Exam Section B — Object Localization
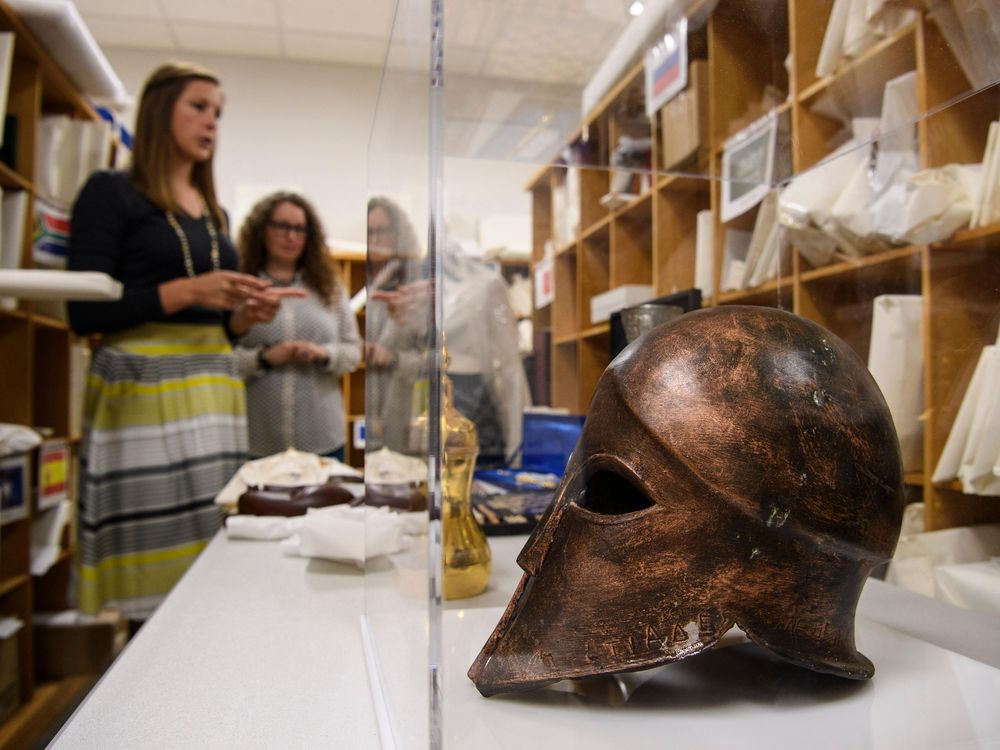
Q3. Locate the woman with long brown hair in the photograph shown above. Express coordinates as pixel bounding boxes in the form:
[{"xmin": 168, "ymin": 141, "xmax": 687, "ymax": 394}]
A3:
[
  {"xmin": 234, "ymin": 191, "xmax": 361, "ymax": 459},
  {"xmin": 67, "ymin": 61, "xmax": 298, "ymax": 621}
]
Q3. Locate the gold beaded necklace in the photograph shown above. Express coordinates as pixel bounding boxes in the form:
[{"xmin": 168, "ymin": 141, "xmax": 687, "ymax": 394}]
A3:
[{"xmin": 166, "ymin": 200, "xmax": 220, "ymax": 277}]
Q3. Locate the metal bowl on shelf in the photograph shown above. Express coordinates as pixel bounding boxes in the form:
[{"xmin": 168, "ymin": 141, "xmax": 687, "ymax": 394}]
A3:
[{"xmin": 620, "ymin": 303, "xmax": 684, "ymax": 344}]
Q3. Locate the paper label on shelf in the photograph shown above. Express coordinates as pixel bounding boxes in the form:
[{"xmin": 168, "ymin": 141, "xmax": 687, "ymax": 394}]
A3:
[
  {"xmin": 644, "ymin": 17, "xmax": 688, "ymax": 118},
  {"xmin": 534, "ymin": 256, "xmax": 553, "ymax": 309},
  {"xmin": 38, "ymin": 440, "xmax": 68, "ymax": 509}
]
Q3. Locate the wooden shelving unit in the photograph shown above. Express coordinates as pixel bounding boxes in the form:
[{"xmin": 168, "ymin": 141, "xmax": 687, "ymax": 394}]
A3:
[
  {"xmin": 528, "ymin": 0, "xmax": 1000, "ymax": 532},
  {"xmin": 331, "ymin": 247, "xmax": 366, "ymax": 468},
  {"xmin": 0, "ymin": 1, "xmax": 117, "ymax": 742}
]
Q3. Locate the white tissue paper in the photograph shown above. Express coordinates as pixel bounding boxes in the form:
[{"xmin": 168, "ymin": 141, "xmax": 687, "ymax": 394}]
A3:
[
  {"xmin": 225, "ymin": 515, "xmax": 296, "ymax": 541},
  {"xmin": 284, "ymin": 506, "xmax": 407, "ymax": 568},
  {"xmin": 932, "ymin": 344, "xmax": 998, "ymax": 489},
  {"xmin": 900, "ymin": 163, "xmax": 982, "ymax": 245},
  {"xmin": 0, "ymin": 424, "xmax": 42, "ymax": 457},
  {"xmin": 886, "ymin": 522, "xmax": 1000, "ymax": 616},
  {"xmin": 364, "ymin": 447, "xmax": 428, "ymax": 485},
  {"xmin": 227, "ymin": 505, "xmax": 422, "ymax": 568}
]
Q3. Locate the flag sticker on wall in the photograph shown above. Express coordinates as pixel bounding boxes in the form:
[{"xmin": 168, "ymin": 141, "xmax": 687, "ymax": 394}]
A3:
[{"xmin": 644, "ymin": 16, "xmax": 688, "ymax": 118}]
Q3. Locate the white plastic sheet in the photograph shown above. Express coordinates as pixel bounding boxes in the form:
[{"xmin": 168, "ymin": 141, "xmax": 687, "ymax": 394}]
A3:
[{"xmin": 867, "ymin": 295, "xmax": 924, "ymax": 471}]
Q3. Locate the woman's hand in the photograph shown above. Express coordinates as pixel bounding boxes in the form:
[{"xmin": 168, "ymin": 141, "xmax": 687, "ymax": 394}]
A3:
[
  {"xmin": 229, "ymin": 287, "xmax": 307, "ymax": 335},
  {"xmin": 365, "ymin": 341, "xmax": 398, "ymax": 368},
  {"xmin": 289, "ymin": 341, "xmax": 329, "ymax": 364},
  {"xmin": 371, "ymin": 280, "xmax": 430, "ymax": 325},
  {"xmin": 260, "ymin": 341, "xmax": 329, "ymax": 367},
  {"xmin": 160, "ymin": 271, "xmax": 277, "ymax": 316}
]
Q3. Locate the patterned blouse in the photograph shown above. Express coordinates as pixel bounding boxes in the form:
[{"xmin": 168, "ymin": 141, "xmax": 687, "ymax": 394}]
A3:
[{"xmin": 234, "ymin": 272, "xmax": 361, "ymax": 457}]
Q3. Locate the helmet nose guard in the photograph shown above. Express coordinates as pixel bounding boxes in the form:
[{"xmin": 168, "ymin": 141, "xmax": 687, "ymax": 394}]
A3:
[{"xmin": 468, "ymin": 306, "xmax": 904, "ymax": 696}]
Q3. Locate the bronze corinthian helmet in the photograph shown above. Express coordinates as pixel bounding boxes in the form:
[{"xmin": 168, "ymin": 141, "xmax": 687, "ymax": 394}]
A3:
[{"xmin": 469, "ymin": 306, "xmax": 904, "ymax": 696}]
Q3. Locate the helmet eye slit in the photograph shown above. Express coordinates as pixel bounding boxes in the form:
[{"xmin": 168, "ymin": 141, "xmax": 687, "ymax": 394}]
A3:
[{"xmin": 576, "ymin": 469, "xmax": 653, "ymax": 515}]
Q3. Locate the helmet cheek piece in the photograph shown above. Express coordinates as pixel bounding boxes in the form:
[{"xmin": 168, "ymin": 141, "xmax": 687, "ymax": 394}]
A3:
[{"xmin": 469, "ymin": 307, "xmax": 903, "ymax": 697}]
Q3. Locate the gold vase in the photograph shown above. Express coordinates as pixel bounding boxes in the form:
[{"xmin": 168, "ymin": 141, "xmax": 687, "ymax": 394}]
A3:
[{"xmin": 439, "ymin": 348, "xmax": 491, "ymax": 600}]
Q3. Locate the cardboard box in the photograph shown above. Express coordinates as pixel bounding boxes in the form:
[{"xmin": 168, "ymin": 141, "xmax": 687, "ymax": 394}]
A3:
[
  {"xmin": 590, "ymin": 285, "xmax": 654, "ymax": 324},
  {"xmin": 34, "ymin": 611, "xmax": 124, "ymax": 679},
  {"xmin": 659, "ymin": 60, "xmax": 708, "ymax": 171}
]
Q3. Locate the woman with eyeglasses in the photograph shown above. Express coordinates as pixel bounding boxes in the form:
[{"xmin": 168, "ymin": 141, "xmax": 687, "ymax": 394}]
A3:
[
  {"xmin": 67, "ymin": 62, "xmax": 301, "ymax": 621},
  {"xmin": 234, "ymin": 191, "xmax": 361, "ymax": 460}
]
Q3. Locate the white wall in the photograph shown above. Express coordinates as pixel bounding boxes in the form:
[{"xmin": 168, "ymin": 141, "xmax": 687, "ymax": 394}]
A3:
[{"xmin": 102, "ymin": 47, "xmax": 532, "ymax": 250}]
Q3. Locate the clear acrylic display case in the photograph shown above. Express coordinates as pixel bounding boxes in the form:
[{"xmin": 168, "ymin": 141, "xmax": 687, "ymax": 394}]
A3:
[{"xmin": 362, "ymin": 1, "xmax": 1000, "ymax": 747}]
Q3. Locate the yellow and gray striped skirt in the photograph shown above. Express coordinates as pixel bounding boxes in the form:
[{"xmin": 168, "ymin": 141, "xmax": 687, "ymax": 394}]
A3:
[{"xmin": 78, "ymin": 323, "xmax": 247, "ymax": 619}]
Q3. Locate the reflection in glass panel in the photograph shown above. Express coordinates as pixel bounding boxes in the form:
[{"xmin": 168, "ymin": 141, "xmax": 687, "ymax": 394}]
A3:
[{"xmin": 366, "ymin": 0, "xmax": 1000, "ymax": 747}]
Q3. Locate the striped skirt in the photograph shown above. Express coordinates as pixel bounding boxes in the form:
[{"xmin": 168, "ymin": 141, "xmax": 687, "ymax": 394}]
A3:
[{"xmin": 78, "ymin": 323, "xmax": 247, "ymax": 619}]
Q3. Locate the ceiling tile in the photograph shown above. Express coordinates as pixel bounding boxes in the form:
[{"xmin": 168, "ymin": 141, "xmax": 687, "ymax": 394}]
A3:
[
  {"xmin": 279, "ymin": 0, "xmax": 395, "ymax": 35},
  {"xmin": 444, "ymin": 44, "xmax": 489, "ymax": 77},
  {"xmin": 171, "ymin": 23, "xmax": 282, "ymax": 58},
  {"xmin": 281, "ymin": 31, "xmax": 386, "ymax": 66},
  {"xmin": 72, "ymin": 0, "xmax": 162, "ymax": 18},
  {"xmin": 85, "ymin": 17, "xmax": 176, "ymax": 50},
  {"xmin": 162, "ymin": 0, "xmax": 279, "ymax": 29}
]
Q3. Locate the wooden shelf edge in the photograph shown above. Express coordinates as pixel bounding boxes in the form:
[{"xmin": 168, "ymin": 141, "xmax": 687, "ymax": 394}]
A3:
[
  {"xmin": 655, "ymin": 172, "xmax": 712, "ymax": 193},
  {"xmin": 579, "ymin": 323, "xmax": 610, "ymax": 339},
  {"xmin": 554, "ymin": 239, "xmax": 576, "ymax": 256},
  {"xmin": 903, "ymin": 472, "xmax": 924, "ymax": 487},
  {"xmin": 579, "ymin": 214, "xmax": 612, "ymax": 242},
  {"xmin": 612, "ymin": 190, "xmax": 653, "ymax": 218},
  {"xmin": 0, "ymin": 307, "xmax": 31, "ymax": 323},
  {"xmin": 0, "ymin": 574, "xmax": 30, "ymax": 598},
  {"xmin": 29, "ymin": 314, "xmax": 69, "ymax": 332},
  {"xmin": 0, "ymin": 162, "xmax": 34, "ymax": 193},
  {"xmin": 553, "ymin": 332, "xmax": 578, "ymax": 346},
  {"xmin": 524, "ymin": 164, "xmax": 555, "ymax": 192},
  {"xmin": 931, "ymin": 479, "xmax": 969, "ymax": 493},
  {"xmin": 0, "ymin": 674, "xmax": 97, "ymax": 750},
  {"xmin": 799, "ymin": 245, "xmax": 921, "ymax": 282},
  {"xmin": 934, "ymin": 221, "xmax": 1000, "ymax": 248},
  {"xmin": 717, "ymin": 276, "xmax": 793, "ymax": 303}
]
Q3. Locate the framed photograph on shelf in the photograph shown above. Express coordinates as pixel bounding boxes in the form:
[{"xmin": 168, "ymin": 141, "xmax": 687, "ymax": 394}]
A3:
[{"xmin": 721, "ymin": 112, "xmax": 778, "ymax": 222}]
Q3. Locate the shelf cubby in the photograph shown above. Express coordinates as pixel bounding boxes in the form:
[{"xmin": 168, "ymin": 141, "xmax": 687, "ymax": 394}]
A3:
[
  {"xmin": 552, "ymin": 247, "xmax": 579, "ymax": 339},
  {"xmin": 612, "ymin": 195, "xmax": 652, "ymax": 287}
]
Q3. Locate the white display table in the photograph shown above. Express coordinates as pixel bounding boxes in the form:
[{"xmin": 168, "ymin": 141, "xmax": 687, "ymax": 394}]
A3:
[{"xmin": 49, "ymin": 530, "xmax": 1000, "ymax": 749}]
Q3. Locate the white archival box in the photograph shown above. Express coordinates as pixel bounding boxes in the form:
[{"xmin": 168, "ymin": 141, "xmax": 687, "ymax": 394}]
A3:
[{"xmin": 590, "ymin": 285, "xmax": 654, "ymax": 325}]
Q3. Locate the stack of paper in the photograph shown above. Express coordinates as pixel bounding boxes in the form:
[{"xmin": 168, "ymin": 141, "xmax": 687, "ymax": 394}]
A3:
[
  {"xmin": 970, "ymin": 120, "xmax": 1000, "ymax": 229},
  {"xmin": 931, "ymin": 324, "xmax": 1000, "ymax": 495},
  {"xmin": 816, "ymin": 0, "xmax": 917, "ymax": 78},
  {"xmin": 694, "ymin": 209, "xmax": 714, "ymax": 300},
  {"xmin": 739, "ymin": 190, "xmax": 782, "ymax": 290},
  {"xmin": 867, "ymin": 295, "xmax": 924, "ymax": 471},
  {"xmin": 720, "ymin": 228, "xmax": 752, "ymax": 293}
]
